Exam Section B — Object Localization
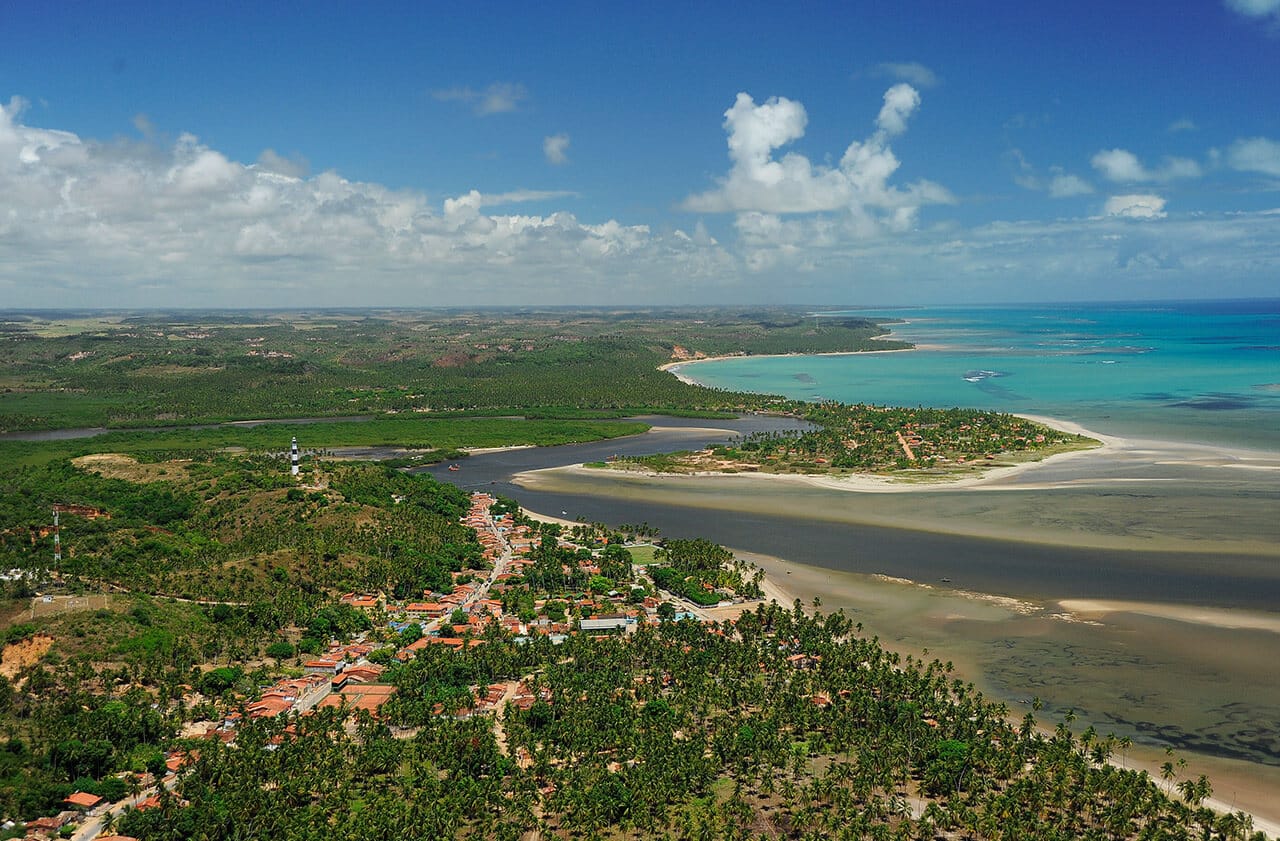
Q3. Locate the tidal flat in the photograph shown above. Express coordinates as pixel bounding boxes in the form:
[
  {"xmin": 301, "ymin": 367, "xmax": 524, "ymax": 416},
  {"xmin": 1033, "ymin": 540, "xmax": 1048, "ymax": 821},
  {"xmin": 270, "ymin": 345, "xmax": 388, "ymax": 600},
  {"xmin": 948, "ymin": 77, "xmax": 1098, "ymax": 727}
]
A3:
[
  {"xmin": 736, "ymin": 550, "xmax": 1280, "ymax": 832},
  {"xmin": 511, "ymin": 432, "xmax": 1280, "ymax": 823}
]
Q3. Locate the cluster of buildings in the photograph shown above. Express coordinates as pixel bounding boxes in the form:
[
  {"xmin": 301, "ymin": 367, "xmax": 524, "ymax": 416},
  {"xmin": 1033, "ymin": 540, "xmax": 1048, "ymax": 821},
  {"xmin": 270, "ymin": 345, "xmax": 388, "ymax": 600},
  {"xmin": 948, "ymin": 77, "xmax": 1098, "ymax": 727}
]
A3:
[
  {"xmin": 13, "ymin": 491, "xmax": 764, "ymax": 841},
  {"xmin": 208, "ymin": 494, "xmax": 715, "ymax": 743},
  {"xmin": 192, "ymin": 639, "xmax": 394, "ymax": 745},
  {"xmin": 13, "ymin": 752, "xmax": 199, "ymax": 840}
]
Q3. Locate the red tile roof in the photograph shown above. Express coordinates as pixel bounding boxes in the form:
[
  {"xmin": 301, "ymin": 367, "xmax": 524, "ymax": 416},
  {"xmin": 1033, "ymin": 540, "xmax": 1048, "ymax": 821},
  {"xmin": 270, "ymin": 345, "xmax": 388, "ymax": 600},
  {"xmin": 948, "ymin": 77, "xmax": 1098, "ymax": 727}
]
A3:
[{"xmin": 65, "ymin": 791, "xmax": 103, "ymax": 808}]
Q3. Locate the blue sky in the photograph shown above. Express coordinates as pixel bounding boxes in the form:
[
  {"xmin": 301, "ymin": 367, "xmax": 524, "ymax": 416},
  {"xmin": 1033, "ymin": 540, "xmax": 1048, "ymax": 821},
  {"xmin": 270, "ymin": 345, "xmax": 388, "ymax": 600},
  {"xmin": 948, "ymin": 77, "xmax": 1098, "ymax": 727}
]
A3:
[{"xmin": 3, "ymin": 0, "xmax": 1280, "ymax": 307}]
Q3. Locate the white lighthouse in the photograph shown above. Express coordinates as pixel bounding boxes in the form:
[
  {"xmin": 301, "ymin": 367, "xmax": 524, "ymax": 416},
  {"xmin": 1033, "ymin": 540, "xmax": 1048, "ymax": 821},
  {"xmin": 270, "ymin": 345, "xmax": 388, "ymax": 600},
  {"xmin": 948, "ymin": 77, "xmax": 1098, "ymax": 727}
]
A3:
[{"xmin": 290, "ymin": 437, "xmax": 300, "ymax": 477}]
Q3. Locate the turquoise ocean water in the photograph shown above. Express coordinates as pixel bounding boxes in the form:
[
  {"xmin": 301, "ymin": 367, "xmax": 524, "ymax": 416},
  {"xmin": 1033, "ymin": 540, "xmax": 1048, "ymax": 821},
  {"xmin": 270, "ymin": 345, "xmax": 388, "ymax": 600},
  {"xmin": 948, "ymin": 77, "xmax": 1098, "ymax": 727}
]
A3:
[{"xmin": 679, "ymin": 299, "xmax": 1280, "ymax": 452}]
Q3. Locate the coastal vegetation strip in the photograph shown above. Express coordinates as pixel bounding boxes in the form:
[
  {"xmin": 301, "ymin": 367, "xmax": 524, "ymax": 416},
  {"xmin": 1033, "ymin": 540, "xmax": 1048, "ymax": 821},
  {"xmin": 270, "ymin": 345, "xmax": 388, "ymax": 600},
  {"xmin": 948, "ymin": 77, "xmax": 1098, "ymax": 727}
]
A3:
[
  {"xmin": 605, "ymin": 402, "xmax": 1099, "ymax": 480},
  {"xmin": 0, "ymin": 416, "xmax": 652, "ymax": 468}
]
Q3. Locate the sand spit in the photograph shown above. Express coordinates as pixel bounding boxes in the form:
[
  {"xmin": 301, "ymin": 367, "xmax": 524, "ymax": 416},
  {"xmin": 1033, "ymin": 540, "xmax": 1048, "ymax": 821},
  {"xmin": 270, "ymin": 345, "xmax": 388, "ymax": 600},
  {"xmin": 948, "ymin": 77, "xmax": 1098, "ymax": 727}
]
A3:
[
  {"xmin": 1059, "ymin": 600, "xmax": 1280, "ymax": 634},
  {"xmin": 566, "ymin": 409, "xmax": 1280, "ymax": 497},
  {"xmin": 460, "ymin": 444, "xmax": 537, "ymax": 455}
]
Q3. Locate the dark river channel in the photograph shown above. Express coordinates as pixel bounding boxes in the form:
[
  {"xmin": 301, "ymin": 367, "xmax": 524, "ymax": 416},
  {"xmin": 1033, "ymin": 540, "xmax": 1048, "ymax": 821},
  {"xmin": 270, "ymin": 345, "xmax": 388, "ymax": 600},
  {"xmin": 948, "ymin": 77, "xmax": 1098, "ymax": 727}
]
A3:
[{"xmin": 414, "ymin": 416, "xmax": 1280, "ymax": 612}]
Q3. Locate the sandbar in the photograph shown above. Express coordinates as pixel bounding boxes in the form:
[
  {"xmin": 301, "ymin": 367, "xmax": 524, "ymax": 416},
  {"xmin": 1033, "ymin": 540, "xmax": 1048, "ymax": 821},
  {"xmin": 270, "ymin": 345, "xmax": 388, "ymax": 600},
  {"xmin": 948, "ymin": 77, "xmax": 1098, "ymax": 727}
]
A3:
[
  {"xmin": 730, "ymin": 549, "xmax": 1280, "ymax": 833},
  {"xmin": 1058, "ymin": 599, "xmax": 1280, "ymax": 634},
  {"xmin": 572, "ymin": 413, "xmax": 1123, "ymax": 491}
]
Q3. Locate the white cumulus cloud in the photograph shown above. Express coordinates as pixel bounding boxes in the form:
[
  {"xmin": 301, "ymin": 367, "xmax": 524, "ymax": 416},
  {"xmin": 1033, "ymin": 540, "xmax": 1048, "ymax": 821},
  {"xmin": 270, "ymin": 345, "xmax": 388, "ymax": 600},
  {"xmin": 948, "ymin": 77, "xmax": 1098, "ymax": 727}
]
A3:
[
  {"xmin": 876, "ymin": 84, "xmax": 921, "ymax": 136},
  {"xmin": 543, "ymin": 133, "xmax": 570, "ymax": 165},
  {"xmin": 1104, "ymin": 194, "xmax": 1167, "ymax": 219},
  {"xmin": 1048, "ymin": 173, "xmax": 1094, "ymax": 197},
  {"xmin": 683, "ymin": 85, "xmax": 952, "ymax": 232},
  {"xmin": 1091, "ymin": 148, "xmax": 1202, "ymax": 183},
  {"xmin": 6, "ymin": 94, "xmax": 1280, "ymax": 306},
  {"xmin": 0, "ymin": 97, "xmax": 733, "ymax": 306},
  {"xmin": 1226, "ymin": 136, "xmax": 1280, "ymax": 176},
  {"xmin": 1010, "ymin": 150, "xmax": 1093, "ymax": 198},
  {"xmin": 256, "ymin": 148, "xmax": 308, "ymax": 178}
]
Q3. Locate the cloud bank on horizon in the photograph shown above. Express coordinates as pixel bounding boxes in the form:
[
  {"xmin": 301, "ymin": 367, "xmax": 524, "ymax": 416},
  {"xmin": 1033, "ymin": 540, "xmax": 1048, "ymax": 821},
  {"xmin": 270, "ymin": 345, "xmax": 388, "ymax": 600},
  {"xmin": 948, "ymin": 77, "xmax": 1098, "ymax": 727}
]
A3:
[{"xmin": 2, "ymin": 72, "xmax": 1280, "ymax": 308}]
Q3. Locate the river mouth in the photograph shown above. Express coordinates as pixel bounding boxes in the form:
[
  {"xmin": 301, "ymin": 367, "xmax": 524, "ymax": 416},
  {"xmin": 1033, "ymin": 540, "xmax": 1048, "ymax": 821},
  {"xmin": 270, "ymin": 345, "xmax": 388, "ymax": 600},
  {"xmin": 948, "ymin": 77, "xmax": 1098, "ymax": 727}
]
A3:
[{"xmin": 417, "ymin": 415, "xmax": 1280, "ymax": 784}]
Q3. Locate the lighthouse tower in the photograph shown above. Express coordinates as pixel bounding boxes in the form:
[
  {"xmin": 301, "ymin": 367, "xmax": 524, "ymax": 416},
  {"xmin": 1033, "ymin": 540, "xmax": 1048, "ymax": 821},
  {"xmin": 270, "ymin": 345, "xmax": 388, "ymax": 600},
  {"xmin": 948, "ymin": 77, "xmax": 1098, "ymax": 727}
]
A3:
[
  {"xmin": 52, "ymin": 507, "xmax": 61, "ymax": 563},
  {"xmin": 290, "ymin": 437, "xmax": 300, "ymax": 477}
]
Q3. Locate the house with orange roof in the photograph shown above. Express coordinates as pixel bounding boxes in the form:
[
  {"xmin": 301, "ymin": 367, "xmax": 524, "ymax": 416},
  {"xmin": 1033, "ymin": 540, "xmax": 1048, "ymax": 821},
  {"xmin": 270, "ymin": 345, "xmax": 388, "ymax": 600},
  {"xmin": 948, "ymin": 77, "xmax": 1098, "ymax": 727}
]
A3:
[
  {"xmin": 64, "ymin": 791, "xmax": 103, "ymax": 811},
  {"xmin": 302, "ymin": 658, "xmax": 343, "ymax": 675},
  {"xmin": 245, "ymin": 673, "xmax": 332, "ymax": 719},
  {"xmin": 318, "ymin": 683, "xmax": 397, "ymax": 716},
  {"xmin": 339, "ymin": 593, "xmax": 382, "ymax": 611},
  {"xmin": 342, "ymin": 665, "xmax": 384, "ymax": 683},
  {"xmin": 403, "ymin": 602, "xmax": 446, "ymax": 619},
  {"xmin": 164, "ymin": 750, "xmax": 198, "ymax": 774},
  {"xmin": 396, "ymin": 637, "xmax": 432, "ymax": 661}
]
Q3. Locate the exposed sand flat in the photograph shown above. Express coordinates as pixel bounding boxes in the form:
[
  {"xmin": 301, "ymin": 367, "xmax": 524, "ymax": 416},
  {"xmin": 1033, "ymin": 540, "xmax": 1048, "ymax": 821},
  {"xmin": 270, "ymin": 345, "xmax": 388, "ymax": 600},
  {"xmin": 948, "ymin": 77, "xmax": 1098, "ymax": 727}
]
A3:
[
  {"xmin": 518, "ymin": 508, "xmax": 579, "ymax": 529},
  {"xmin": 461, "ymin": 444, "xmax": 537, "ymax": 455},
  {"xmin": 1017, "ymin": 413, "xmax": 1280, "ymax": 468},
  {"xmin": 727, "ymin": 552, "xmax": 1280, "ymax": 833},
  {"xmin": 518, "ymin": 460, "xmax": 1280, "ymax": 556},
  {"xmin": 643, "ymin": 425, "xmax": 740, "ymax": 437},
  {"xmin": 1059, "ymin": 600, "xmax": 1280, "ymax": 634}
]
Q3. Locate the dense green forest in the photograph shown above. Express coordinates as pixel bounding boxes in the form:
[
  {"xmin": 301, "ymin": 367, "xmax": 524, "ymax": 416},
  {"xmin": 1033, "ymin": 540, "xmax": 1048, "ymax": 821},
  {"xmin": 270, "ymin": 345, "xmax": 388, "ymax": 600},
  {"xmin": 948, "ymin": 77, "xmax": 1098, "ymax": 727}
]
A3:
[{"xmin": 0, "ymin": 308, "xmax": 900, "ymax": 431}]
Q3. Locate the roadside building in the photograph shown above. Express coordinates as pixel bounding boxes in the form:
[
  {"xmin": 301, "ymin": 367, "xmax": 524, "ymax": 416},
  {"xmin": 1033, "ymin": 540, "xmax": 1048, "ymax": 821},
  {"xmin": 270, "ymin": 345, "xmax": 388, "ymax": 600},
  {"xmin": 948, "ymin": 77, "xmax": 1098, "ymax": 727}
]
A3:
[
  {"xmin": 63, "ymin": 791, "xmax": 103, "ymax": 812},
  {"xmin": 579, "ymin": 614, "xmax": 629, "ymax": 634}
]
